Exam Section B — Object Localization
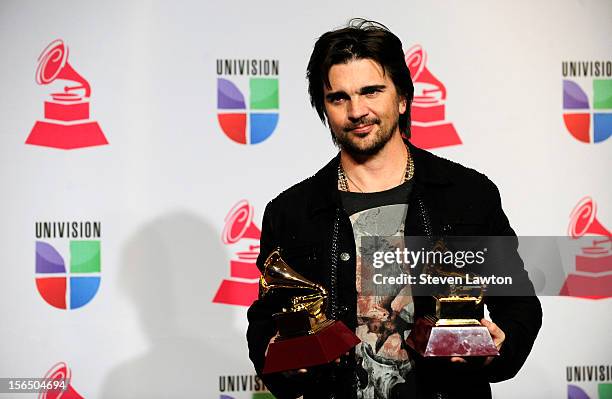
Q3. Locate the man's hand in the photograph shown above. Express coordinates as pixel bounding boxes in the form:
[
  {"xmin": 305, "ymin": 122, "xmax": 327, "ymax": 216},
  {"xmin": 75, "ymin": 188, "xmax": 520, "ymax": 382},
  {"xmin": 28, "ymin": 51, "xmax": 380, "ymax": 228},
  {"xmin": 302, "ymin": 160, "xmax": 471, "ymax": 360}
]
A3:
[
  {"xmin": 450, "ymin": 318, "xmax": 505, "ymax": 365},
  {"xmin": 481, "ymin": 318, "xmax": 505, "ymax": 365}
]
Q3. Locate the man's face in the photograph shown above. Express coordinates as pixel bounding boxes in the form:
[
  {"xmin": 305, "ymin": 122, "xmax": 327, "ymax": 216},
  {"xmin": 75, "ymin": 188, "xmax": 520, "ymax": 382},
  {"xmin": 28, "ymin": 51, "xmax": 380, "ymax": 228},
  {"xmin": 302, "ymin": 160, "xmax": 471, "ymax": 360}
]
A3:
[{"xmin": 323, "ymin": 58, "xmax": 406, "ymax": 156}]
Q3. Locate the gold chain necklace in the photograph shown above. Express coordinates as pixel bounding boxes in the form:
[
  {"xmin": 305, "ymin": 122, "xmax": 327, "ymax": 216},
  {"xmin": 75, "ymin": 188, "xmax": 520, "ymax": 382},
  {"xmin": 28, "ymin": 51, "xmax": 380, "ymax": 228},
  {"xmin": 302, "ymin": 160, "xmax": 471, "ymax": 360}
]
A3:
[{"xmin": 338, "ymin": 145, "xmax": 414, "ymax": 192}]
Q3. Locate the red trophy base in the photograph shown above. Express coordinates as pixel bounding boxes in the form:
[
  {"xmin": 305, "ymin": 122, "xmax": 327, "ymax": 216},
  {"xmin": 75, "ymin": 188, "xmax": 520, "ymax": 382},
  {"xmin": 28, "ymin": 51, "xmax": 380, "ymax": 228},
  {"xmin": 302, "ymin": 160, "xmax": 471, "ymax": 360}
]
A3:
[
  {"xmin": 410, "ymin": 123, "xmax": 461, "ymax": 150},
  {"xmin": 407, "ymin": 317, "xmax": 499, "ymax": 357},
  {"xmin": 26, "ymin": 121, "xmax": 108, "ymax": 149},
  {"xmin": 263, "ymin": 321, "xmax": 360, "ymax": 374}
]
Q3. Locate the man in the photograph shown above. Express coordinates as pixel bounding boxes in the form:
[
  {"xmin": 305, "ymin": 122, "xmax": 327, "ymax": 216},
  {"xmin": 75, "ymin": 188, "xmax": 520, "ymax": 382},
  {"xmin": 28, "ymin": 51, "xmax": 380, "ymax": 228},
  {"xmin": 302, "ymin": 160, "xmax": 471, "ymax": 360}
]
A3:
[{"xmin": 247, "ymin": 19, "xmax": 542, "ymax": 399}]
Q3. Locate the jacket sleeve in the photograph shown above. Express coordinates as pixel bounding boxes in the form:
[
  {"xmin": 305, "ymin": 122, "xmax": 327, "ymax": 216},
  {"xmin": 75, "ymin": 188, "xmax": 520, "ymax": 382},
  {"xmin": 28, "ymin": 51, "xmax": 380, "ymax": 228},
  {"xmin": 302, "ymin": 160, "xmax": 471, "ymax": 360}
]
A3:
[
  {"xmin": 481, "ymin": 180, "xmax": 543, "ymax": 382},
  {"xmin": 246, "ymin": 200, "xmax": 306, "ymax": 398}
]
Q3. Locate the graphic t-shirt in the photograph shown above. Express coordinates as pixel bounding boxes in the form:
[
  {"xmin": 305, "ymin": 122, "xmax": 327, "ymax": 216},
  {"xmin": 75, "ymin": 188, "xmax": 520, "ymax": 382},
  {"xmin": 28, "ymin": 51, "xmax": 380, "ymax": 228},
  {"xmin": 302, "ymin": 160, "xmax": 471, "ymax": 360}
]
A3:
[{"xmin": 340, "ymin": 180, "xmax": 415, "ymax": 399}]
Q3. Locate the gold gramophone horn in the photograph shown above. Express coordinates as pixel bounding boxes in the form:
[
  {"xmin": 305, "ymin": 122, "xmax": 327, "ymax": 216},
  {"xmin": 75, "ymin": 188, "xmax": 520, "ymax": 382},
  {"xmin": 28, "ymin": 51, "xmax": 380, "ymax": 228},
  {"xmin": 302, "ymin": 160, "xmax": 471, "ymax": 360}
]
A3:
[
  {"xmin": 259, "ymin": 248, "xmax": 327, "ymax": 298},
  {"xmin": 259, "ymin": 249, "xmax": 332, "ymax": 334}
]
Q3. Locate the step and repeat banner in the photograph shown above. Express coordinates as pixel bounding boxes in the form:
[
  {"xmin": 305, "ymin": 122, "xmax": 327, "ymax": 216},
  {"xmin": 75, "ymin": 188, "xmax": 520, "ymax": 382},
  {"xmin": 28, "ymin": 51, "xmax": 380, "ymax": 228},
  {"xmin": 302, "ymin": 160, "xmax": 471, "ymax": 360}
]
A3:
[{"xmin": 0, "ymin": 1, "xmax": 610, "ymax": 398}]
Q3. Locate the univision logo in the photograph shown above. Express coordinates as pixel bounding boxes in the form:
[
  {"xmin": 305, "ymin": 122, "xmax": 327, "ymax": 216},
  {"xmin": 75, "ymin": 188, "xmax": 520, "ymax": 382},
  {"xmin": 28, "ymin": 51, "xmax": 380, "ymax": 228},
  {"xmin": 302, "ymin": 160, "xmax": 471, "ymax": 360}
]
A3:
[
  {"xmin": 566, "ymin": 364, "xmax": 612, "ymax": 399},
  {"xmin": 568, "ymin": 384, "xmax": 612, "ymax": 399},
  {"xmin": 216, "ymin": 59, "xmax": 279, "ymax": 145},
  {"xmin": 35, "ymin": 222, "xmax": 101, "ymax": 310},
  {"xmin": 218, "ymin": 374, "xmax": 272, "ymax": 398},
  {"xmin": 562, "ymin": 60, "xmax": 612, "ymax": 143}
]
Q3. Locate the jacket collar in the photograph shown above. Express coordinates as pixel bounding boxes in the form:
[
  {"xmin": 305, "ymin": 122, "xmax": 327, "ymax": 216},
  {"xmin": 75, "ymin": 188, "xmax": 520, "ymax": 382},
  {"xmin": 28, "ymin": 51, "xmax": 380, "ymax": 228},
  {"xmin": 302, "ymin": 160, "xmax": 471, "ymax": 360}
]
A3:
[{"xmin": 308, "ymin": 139, "xmax": 451, "ymax": 216}]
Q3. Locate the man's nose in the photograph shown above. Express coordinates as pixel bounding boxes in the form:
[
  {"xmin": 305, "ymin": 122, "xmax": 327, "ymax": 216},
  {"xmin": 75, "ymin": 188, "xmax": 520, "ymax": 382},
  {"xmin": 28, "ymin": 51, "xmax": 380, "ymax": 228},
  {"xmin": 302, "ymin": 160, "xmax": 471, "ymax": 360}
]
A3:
[{"xmin": 347, "ymin": 97, "xmax": 369, "ymax": 122}]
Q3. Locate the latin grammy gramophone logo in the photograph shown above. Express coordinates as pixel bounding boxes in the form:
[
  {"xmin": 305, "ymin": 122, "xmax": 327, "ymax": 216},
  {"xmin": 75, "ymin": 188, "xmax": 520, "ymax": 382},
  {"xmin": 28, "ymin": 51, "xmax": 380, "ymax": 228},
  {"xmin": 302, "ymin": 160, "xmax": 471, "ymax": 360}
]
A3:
[
  {"xmin": 26, "ymin": 39, "xmax": 108, "ymax": 149},
  {"xmin": 213, "ymin": 200, "xmax": 261, "ymax": 307},
  {"xmin": 39, "ymin": 361, "xmax": 83, "ymax": 399},
  {"xmin": 560, "ymin": 197, "xmax": 611, "ymax": 299},
  {"xmin": 405, "ymin": 45, "xmax": 461, "ymax": 150}
]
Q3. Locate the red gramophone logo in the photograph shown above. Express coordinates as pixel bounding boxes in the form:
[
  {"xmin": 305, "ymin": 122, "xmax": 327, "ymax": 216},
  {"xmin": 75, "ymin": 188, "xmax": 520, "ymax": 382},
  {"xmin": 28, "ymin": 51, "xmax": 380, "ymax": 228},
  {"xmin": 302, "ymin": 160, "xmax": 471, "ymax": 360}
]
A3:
[
  {"xmin": 26, "ymin": 39, "xmax": 107, "ymax": 149},
  {"xmin": 405, "ymin": 45, "xmax": 461, "ymax": 149},
  {"xmin": 39, "ymin": 361, "xmax": 83, "ymax": 399},
  {"xmin": 560, "ymin": 197, "xmax": 612, "ymax": 299},
  {"xmin": 213, "ymin": 200, "xmax": 261, "ymax": 307}
]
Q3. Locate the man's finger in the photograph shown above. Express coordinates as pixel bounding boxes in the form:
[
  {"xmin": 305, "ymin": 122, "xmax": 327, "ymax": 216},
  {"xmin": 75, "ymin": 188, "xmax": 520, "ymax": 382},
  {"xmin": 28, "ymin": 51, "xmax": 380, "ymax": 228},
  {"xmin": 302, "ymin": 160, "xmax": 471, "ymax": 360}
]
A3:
[
  {"xmin": 481, "ymin": 318, "xmax": 506, "ymax": 350},
  {"xmin": 281, "ymin": 368, "xmax": 309, "ymax": 378},
  {"xmin": 480, "ymin": 319, "xmax": 494, "ymax": 334},
  {"xmin": 265, "ymin": 332, "xmax": 280, "ymax": 357},
  {"xmin": 482, "ymin": 319, "xmax": 505, "ymax": 337},
  {"xmin": 481, "ymin": 319, "xmax": 500, "ymax": 335},
  {"xmin": 450, "ymin": 356, "xmax": 467, "ymax": 363}
]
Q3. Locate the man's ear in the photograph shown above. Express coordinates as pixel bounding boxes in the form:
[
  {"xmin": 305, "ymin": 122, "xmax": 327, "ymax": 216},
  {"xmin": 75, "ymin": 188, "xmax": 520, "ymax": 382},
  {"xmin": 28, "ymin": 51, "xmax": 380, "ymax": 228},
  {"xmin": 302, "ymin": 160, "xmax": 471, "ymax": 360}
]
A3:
[{"xmin": 398, "ymin": 95, "xmax": 407, "ymax": 115}]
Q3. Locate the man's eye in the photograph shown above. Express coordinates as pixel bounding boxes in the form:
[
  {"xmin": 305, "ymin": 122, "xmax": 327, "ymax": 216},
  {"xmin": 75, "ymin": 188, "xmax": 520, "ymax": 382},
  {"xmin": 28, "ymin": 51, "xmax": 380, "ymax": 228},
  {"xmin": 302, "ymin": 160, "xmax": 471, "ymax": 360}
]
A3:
[{"xmin": 364, "ymin": 90, "xmax": 380, "ymax": 97}]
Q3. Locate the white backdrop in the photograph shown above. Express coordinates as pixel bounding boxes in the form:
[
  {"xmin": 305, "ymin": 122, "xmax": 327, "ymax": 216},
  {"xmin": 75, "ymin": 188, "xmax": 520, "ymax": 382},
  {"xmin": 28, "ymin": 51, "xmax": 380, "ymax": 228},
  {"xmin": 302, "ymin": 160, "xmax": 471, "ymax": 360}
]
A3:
[{"xmin": 0, "ymin": 1, "xmax": 610, "ymax": 398}]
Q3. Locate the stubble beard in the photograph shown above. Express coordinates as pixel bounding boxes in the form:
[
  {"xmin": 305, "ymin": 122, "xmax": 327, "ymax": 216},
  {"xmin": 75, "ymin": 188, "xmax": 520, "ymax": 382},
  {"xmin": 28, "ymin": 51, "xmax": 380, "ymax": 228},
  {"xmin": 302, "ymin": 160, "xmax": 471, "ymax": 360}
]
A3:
[{"xmin": 332, "ymin": 117, "xmax": 399, "ymax": 157}]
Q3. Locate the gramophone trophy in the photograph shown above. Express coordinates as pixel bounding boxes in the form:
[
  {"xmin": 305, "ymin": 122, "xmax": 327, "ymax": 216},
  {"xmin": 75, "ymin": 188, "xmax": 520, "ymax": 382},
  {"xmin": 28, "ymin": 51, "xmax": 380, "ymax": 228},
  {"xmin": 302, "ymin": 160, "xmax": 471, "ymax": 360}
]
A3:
[
  {"xmin": 26, "ymin": 39, "xmax": 107, "ymax": 149},
  {"xmin": 406, "ymin": 242, "xmax": 499, "ymax": 358},
  {"xmin": 260, "ymin": 249, "xmax": 360, "ymax": 374}
]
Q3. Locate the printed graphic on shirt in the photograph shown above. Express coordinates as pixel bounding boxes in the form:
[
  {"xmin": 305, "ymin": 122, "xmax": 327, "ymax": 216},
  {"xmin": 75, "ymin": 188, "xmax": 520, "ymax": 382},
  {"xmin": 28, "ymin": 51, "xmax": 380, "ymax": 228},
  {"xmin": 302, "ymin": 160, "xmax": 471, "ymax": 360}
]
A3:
[{"xmin": 348, "ymin": 203, "xmax": 415, "ymax": 399}]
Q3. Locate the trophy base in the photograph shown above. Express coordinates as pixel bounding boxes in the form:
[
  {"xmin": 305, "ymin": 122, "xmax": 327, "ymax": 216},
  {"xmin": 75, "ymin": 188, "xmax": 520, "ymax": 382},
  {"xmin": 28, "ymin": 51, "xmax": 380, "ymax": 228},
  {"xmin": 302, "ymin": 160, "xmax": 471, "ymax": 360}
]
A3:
[
  {"xmin": 263, "ymin": 320, "xmax": 360, "ymax": 374},
  {"xmin": 407, "ymin": 317, "xmax": 499, "ymax": 357},
  {"xmin": 26, "ymin": 120, "xmax": 108, "ymax": 149}
]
